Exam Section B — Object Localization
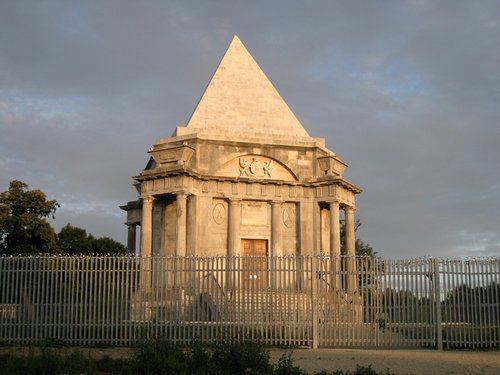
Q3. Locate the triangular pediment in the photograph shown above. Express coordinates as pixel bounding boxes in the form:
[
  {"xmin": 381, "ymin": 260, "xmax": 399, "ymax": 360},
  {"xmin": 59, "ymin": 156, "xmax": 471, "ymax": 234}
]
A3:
[{"xmin": 186, "ymin": 36, "xmax": 309, "ymax": 138}]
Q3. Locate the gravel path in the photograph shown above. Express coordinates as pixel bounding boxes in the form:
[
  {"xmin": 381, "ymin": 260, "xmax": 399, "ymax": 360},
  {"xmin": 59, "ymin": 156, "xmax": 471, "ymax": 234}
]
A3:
[{"xmin": 268, "ymin": 348, "xmax": 500, "ymax": 375}]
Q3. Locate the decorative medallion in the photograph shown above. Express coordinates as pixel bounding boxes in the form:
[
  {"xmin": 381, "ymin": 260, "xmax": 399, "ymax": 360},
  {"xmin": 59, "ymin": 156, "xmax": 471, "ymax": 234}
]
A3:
[
  {"xmin": 282, "ymin": 206, "xmax": 295, "ymax": 228},
  {"xmin": 239, "ymin": 157, "xmax": 273, "ymax": 178},
  {"xmin": 212, "ymin": 203, "xmax": 226, "ymax": 225}
]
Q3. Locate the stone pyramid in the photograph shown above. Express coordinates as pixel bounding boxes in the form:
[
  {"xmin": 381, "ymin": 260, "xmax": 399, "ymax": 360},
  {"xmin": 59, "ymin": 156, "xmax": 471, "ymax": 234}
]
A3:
[{"xmin": 185, "ymin": 36, "xmax": 310, "ymax": 138}]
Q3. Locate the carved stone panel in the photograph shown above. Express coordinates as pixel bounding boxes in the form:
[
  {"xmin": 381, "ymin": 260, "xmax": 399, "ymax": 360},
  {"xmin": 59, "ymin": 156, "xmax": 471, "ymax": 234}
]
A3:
[
  {"xmin": 212, "ymin": 202, "xmax": 226, "ymax": 225},
  {"xmin": 215, "ymin": 155, "xmax": 297, "ymax": 181},
  {"xmin": 282, "ymin": 204, "xmax": 295, "ymax": 229}
]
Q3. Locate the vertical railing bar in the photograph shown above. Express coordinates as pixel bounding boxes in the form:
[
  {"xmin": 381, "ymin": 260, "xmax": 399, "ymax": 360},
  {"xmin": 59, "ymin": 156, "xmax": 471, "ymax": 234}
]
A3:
[
  {"xmin": 60, "ymin": 257, "xmax": 66, "ymax": 344},
  {"xmin": 115, "ymin": 257, "xmax": 121, "ymax": 345},
  {"xmin": 110, "ymin": 257, "xmax": 116, "ymax": 345},
  {"xmin": 1, "ymin": 259, "xmax": 8, "ymax": 342},
  {"xmin": 486, "ymin": 260, "xmax": 492, "ymax": 347},
  {"xmin": 56, "ymin": 257, "xmax": 61, "ymax": 343},
  {"xmin": 433, "ymin": 258, "xmax": 442, "ymax": 350},
  {"xmin": 456, "ymin": 259, "xmax": 462, "ymax": 347},
  {"xmin": 470, "ymin": 260, "xmax": 477, "ymax": 348},
  {"xmin": 40, "ymin": 257, "xmax": 47, "ymax": 340},
  {"xmin": 480, "ymin": 259, "xmax": 486, "ymax": 347},
  {"xmin": 34, "ymin": 258, "xmax": 42, "ymax": 343},
  {"xmin": 45, "ymin": 257, "xmax": 53, "ymax": 340},
  {"xmin": 466, "ymin": 260, "xmax": 472, "ymax": 347},
  {"xmin": 9, "ymin": 258, "xmax": 22, "ymax": 342},
  {"xmin": 490, "ymin": 260, "xmax": 497, "ymax": 347},
  {"xmin": 71, "ymin": 257, "xmax": 81, "ymax": 342},
  {"xmin": 442, "ymin": 259, "xmax": 448, "ymax": 348}
]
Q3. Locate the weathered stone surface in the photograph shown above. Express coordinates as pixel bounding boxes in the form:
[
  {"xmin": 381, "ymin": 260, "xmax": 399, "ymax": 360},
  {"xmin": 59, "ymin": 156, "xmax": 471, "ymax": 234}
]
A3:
[{"xmin": 186, "ymin": 35, "xmax": 309, "ymax": 138}]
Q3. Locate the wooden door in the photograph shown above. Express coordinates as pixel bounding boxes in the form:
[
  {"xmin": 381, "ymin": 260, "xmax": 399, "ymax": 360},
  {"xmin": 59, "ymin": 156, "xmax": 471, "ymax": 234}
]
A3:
[{"xmin": 241, "ymin": 239, "xmax": 268, "ymax": 289}]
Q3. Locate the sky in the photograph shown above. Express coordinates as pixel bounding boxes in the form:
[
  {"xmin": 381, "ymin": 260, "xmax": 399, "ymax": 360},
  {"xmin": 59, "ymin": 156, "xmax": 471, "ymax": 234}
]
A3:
[{"xmin": 1, "ymin": 0, "xmax": 499, "ymax": 259}]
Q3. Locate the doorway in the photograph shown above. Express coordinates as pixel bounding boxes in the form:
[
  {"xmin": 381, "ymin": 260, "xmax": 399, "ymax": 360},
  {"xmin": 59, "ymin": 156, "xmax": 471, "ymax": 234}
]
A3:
[{"xmin": 241, "ymin": 239, "xmax": 268, "ymax": 289}]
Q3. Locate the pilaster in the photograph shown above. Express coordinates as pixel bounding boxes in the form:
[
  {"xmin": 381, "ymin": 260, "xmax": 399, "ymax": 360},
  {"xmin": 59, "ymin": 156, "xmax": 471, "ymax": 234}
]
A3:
[
  {"xmin": 271, "ymin": 201, "xmax": 283, "ymax": 257},
  {"xmin": 228, "ymin": 198, "xmax": 241, "ymax": 256}
]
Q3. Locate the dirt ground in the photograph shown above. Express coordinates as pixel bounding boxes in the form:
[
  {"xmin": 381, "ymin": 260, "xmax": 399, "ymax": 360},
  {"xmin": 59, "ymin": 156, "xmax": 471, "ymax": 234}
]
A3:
[
  {"xmin": 1, "ymin": 346, "xmax": 499, "ymax": 374},
  {"xmin": 268, "ymin": 348, "xmax": 500, "ymax": 375}
]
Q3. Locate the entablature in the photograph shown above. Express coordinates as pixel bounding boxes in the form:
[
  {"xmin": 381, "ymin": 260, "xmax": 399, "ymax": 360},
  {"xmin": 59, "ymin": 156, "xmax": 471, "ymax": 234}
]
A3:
[{"xmin": 135, "ymin": 172, "xmax": 359, "ymax": 208}]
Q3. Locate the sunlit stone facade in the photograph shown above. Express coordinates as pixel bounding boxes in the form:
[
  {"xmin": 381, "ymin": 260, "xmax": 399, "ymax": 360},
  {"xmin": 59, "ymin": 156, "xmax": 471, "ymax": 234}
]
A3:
[{"xmin": 121, "ymin": 36, "xmax": 361, "ymax": 288}]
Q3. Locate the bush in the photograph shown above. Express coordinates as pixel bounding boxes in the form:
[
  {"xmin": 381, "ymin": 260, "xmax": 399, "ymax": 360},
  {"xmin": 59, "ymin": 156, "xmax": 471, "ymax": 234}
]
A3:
[
  {"xmin": 0, "ymin": 341, "xmax": 396, "ymax": 375},
  {"xmin": 275, "ymin": 352, "xmax": 307, "ymax": 375},
  {"xmin": 211, "ymin": 341, "xmax": 273, "ymax": 375},
  {"xmin": 131, "ymin": 340, "xmax": 188, "ymax": 374}
]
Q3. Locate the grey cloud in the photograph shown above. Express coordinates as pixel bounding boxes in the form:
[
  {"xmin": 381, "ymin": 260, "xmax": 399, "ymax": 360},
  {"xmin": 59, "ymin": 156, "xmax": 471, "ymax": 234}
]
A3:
[{"xmin": 1, "ymin": 0, "xmax": 499, "ymax": 258}]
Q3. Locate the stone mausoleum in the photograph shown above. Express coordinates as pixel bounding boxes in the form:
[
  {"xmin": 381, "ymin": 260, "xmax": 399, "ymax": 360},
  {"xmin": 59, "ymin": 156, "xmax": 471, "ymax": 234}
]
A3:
[{"xmin": 121, "ymin": 36, "xmax": 361, "ymax": 285}]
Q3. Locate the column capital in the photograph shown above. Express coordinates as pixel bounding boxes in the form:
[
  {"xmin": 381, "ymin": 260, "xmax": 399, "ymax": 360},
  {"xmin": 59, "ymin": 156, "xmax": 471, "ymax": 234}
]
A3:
[
  {"xmin": 228, "ymin": 197, "xmax": 242, "ymax": 204},
  {"xmin": 344, "ymin": 205, "xmax": 356, "ymax": 213},
  {"xmin": 174, "ymin": 191, "xmax": 188, "ymax": 198},
  {"xmin": 326, "ymin": 199, "xmax": 340, "ymax": 206},
  {"xmin": 141, "ymin": 195, "xmax": 155, "ymax": 204},
  {"xmin": 271, "ymin": 200, "xmax": 284, "ymax": 206}
]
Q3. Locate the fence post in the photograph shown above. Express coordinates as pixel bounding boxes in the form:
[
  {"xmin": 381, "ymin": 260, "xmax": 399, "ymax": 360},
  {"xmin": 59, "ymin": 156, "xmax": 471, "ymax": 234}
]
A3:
[
  {"xmin": 311, "ymin": 256, "xmax": 319, "ymax": 349},
  {"xmin": 433, "ymin": 258, "xmax": 443, "ymax": 350}
]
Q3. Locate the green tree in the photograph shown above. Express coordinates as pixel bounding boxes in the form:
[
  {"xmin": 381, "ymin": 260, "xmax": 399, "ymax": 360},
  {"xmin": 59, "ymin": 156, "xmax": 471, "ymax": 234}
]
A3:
[
  {"xmin": 0, "ymin": 180, "xmax": 61, "ymax": 254},
  {"xmin": 340, "ymin": 218, "xmax": 378, "ymax": 258},
  {"xmin": 57, "ymin": 223, "xmax": 128, "ymax": 255},
  {"xmin": 91, "ymin": 236, "xmax": 128, "ymax": 255},
  {"xmin": 57, "ymin": 223, "xmax": 94, "ymax": 255}
]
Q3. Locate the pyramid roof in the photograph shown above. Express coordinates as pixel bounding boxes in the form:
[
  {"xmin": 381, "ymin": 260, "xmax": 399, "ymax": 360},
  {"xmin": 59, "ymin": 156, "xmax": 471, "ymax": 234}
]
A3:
[{"xmin": 185, "ymin": 36, "xmax": 309, "ymax": 138}]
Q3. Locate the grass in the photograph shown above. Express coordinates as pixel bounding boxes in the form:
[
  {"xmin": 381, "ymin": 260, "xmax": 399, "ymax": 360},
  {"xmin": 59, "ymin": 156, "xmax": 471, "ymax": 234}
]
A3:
[{"xmin": 0, "ymin": 340, "xmax": 395, "ymax": 375}]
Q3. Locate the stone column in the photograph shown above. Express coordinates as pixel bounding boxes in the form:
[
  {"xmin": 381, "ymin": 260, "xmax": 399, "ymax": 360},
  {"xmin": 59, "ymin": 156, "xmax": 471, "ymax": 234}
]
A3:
[
  {"xmin": 228, "ymin": 199, "xmax": 241, "ymax": 256},
  {"xmin": 139, "ymin": 196, "xmax": 154, "ymax": 293},
  {"xmin": 345, "ymin": 206, "xmax": 357, "ymax": 292},
  {"xmin": 329, "ymin": 201, "xmax": 341, "ymax": 288},
  {"xmin": 140, "ymin": 196, "xmax": 154, "ymax": 258},
  {"xmin": 176, "ymin": 192, "xmax": 187, "ymax": 257},
  {"xmin": 271, "ymin": 201, "xmax": 283, "ymax": 257},
  {"xmin": 186, "ymin": 195, "xmax": 198, "ymax": 256},
  {"xmin": 127, "ymin": 223, "xmax": 137, "ymax": 254}
]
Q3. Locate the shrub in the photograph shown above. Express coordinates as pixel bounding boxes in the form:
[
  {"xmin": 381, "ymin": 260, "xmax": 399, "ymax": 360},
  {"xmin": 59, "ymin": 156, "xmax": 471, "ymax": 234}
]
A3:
[
  {"xmin": 211, "ymin": 341, "xmax": 273, "ymax": 375},
  {"xmin": 131, "ymin": 339, "xmax": 189, "ymax": 374},
  {"xmin": 275, "ymin": 352, "xmax": 307, "ymax": 375}
]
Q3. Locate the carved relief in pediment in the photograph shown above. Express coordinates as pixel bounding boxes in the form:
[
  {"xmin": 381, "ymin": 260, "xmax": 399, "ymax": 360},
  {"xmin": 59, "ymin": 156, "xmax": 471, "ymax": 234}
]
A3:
[
  {"xmin": 215, "ymin": 155, "xmax": 297, "ymax": 181},
  {"xmin": 239, "ymin": 157, "xmax": 273, "ymax": 178}
]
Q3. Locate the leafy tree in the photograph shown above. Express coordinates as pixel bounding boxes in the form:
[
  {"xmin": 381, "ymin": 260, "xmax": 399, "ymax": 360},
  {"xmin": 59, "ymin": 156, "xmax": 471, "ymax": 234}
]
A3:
[
  {"xmin": 57, "ymin": 224, "xmax": 94, "ymax": 255},
  {"xmin": 0, "ymin": 180, "xmax": 61, "ymax": 254},
  {"xmin": 91, "ymin": 236, "xmax": 128, "ymax": 255},
  {"xmin": 340, "ymin": 217, "xmax": 378, "ymax": 258},
  {"xmin": 57, "ymin": 223, "xmax": 128, "ymax": 255}
]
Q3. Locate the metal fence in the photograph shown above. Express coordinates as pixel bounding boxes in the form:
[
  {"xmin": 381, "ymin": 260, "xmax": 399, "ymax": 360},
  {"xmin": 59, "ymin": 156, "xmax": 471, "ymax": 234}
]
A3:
[{"xmin": 0, "ymin": 256, "xmax": 498, "ymax": 349}]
